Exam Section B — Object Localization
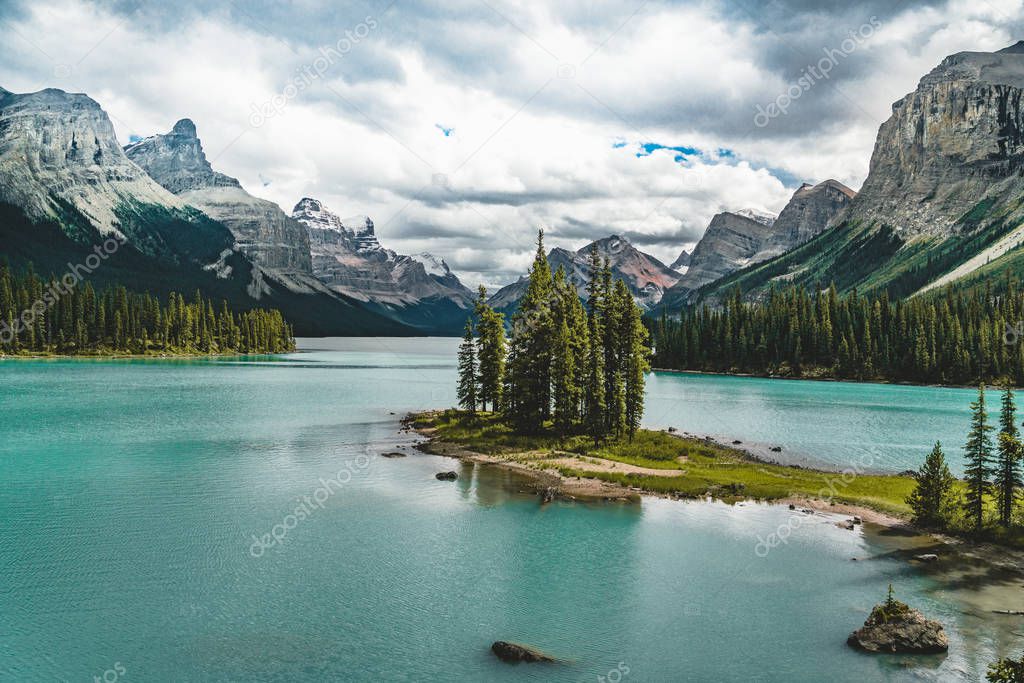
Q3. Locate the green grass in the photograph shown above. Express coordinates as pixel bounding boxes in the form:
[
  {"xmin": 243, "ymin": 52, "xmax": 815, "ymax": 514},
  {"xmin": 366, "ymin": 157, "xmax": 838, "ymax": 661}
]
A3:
[{"xmin": 411, "ymin": 410, "xmax": 917, "ymax": 517}]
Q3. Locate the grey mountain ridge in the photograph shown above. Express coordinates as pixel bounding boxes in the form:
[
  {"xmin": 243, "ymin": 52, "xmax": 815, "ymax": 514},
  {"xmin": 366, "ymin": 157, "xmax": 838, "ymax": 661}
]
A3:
[
  {"xmin": 125, "ymin": 119, "xmax": 313, "ymax": 274},
  {"xmin": 660, "ymin": 182, "xmax": 855, "ymax": 310},
  {"xmin": 488, "ymin": 234, "xmax": 680, "ymax": 313},
  {"xmin": 694, "ymin": 41, "xmax": 1024, "ymax": 302},
  {"xmin": 0, "ymin": 86, "xmax": 413, "ymax": 335},
  {"xmin": 291, "ymin": 197, "xmax": 475, "ymax": 331}
]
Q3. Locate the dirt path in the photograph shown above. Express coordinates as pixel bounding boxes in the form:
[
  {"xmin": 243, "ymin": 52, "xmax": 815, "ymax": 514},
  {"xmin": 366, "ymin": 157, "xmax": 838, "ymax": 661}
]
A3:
[{"xmin": 540, "ymin": 456, "xmax": 683, "ymax": 477}]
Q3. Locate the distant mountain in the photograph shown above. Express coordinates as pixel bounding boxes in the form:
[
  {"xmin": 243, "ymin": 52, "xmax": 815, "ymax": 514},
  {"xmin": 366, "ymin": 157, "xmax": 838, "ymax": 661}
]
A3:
[
  {"xmin": 658, "ymin": 211, "xmax": 775, "ymax": 310},
  {"xmin": 669, "ymin": 249, "xmax": 691, "ymax": 272},
  {"xmin": 0, "ymin": 87, "xmax": 410, "ymax": 336},
  {"xmin": 756, "ymin": 180, "xmax": 856, "ymax": 261},
  {"xmin": 658, "ymin": 183, "xmax": 856, "ymax": 310},
  {"xmin": 0, "ymin": 87, "xmax": 207, "ymax": 259},
  {"xmin": 125, "ymin": 119, "xmax": 312, "ymax": 274},
  {"xmin": 696, "ymin": 42, "xmax": 1024, "ymax": 303},
  {"xmin": 291, "ymin": 197, "xmax": 474, "ymax": 333},
  {"xmin": 488, "ymin": 234, "xmax": 679, "ymax": 314},
  {"xmin": 734, "ymin": 208, "xmax": 777, "ymax": 227}
]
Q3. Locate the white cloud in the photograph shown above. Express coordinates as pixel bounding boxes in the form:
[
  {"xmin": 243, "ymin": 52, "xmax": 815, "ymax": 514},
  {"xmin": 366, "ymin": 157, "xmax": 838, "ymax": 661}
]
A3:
[{"xmin": 1, "ymin": 0, "xmax": 1022, "ymax": 288}]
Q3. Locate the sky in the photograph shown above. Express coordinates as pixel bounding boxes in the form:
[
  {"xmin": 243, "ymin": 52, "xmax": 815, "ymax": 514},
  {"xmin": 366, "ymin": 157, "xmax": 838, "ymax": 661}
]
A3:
[{"xmin": 1, "ymin": 0, "xmax": 1022, "ymax": 289}]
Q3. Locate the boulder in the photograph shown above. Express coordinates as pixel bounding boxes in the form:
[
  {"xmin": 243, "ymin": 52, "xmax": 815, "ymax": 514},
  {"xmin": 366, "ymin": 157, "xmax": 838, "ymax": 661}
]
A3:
[
  {"xmin": 380, "ymin": 452, "xmax": 406, "ymax": 458},
  {"xmin": 847, "ymin": 599, "xmax": 948, "ymax": 654},
  {"xmin": 435, "ymin": 471, "xmax": 458, "ymax": 481},
  {"xmin": 913, "ymin": 554, "xmax": 939, "ymax": 563},
  {"xmin": 490, "ymin": 641, "xmax": 556, "ymax": 664}
]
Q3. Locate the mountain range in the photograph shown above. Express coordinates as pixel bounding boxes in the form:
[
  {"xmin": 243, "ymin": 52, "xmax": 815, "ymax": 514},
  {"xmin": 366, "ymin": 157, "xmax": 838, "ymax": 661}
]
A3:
[
  {"xmin": 694, "ymin": 41, "xmax": 1024, "ymax": 304},
  {"xmin": 488, "ymin": 235, "xmax": 680, "ymax": 314},
  {"xmin": 2, "ymin": 41, "xmax": 1023, "ymax": 333},
  {"xmin": 290, "ymin": 197, "xmax": 475, "ymax": 330}
]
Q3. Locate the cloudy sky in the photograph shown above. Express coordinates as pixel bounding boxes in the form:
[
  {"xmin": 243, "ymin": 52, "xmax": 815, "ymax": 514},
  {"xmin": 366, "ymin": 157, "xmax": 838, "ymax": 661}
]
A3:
[{"xmin": 1, "ymin": 0, "xmax": 1021, "ymax": 288}]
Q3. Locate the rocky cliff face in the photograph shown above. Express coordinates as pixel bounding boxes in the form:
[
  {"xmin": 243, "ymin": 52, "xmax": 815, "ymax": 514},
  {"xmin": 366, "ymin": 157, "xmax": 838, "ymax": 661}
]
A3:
[
  {"xmin": 291, "ymin": 197, "xmax": 474, "ymax": 331},
  {"xmin": 757, "ymin": 180, "xmax": 856, "ymax": 260},
  {"xmin": 488, "ymin": 235, "xmax": 679, "ymax": 313},
  {"xmin": 694, "ymin": 42, "xmax": 1024, "ymax": 304},
  {"xmin": 125, "ymin": 120, "xmax": 313, "ymax": 274},
  {"xmin": 0, "ymin": 87, "xmax": 184, "ymax": 235},
  {"xmin": 661, "ymin": 211, "xmax": 776, "ymax": 305},
  {"xmin": 0, "ymin": 88, "xmax": 411, "ymax": 336},
  {"xmin": 846, "ymin": 41, "xmax": 1024, "ymax": 238}
]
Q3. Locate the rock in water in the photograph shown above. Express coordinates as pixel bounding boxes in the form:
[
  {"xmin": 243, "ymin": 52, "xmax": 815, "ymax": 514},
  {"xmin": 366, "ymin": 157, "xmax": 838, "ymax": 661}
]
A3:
[
  {"xmin": 380, "ymin": 452, "xmax": 406, "ymax": 458},
  {"xmin": 435, "ymin": 471, "xmax": 458, "ymax": 481},
  {"xmin": 490, "ymin": 641, "xmax": 556, "ymax": 663},
  {"xmin": 847, "ymin": 599, "xmax": 948, "ymax": 654},
  {"xmin": 539, "ymin": 487, "xmax": 558, "ymax": 504}
]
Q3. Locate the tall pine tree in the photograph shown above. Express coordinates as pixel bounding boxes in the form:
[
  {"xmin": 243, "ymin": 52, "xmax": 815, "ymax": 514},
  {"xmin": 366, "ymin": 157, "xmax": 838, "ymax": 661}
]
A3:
[
  {"xmin": 583, "ymin": 244, "xmax": 607, "ymax": 444},
  {"xmin": 457, "ymin": 319, "xmax": 478, "ymax": 412},
  {"xmin": 995, "ymin": 382, "xmax": 1022, "ymax": 527},
  {"xmin": 474, "ymin": 285, "xmax": 506, "ymax": 412},
  {"xmin": 506, "ymin": 230, "xmax": 555, "ymax": 433},
  {"xmin": 964, "ymin": 384, "xmax": 995, "ymax": 530}
]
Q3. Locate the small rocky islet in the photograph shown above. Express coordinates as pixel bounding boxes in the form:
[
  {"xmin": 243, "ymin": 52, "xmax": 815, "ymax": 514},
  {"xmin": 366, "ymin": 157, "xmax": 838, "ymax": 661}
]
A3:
[{"xmin": 847, "ymin": 588, "xmax": 948, "ymax": 655}]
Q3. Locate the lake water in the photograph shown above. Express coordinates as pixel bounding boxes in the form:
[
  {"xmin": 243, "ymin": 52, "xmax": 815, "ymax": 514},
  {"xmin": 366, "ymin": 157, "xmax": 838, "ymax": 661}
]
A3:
[{"xmin": 0, "ymin": 337, "xmax": 1019, "ymax": 682}]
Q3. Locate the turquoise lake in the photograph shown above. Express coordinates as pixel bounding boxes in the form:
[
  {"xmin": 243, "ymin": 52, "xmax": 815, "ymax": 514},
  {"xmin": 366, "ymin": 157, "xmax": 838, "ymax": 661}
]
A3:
[{"xmin": 1, "ymin": 337, "xmax": 1020, "ymax": 681}]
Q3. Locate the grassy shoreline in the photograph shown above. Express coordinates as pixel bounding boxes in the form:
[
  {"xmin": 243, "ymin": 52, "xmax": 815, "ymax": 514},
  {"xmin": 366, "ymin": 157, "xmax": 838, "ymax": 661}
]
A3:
[
  {"xmin": 409, "ymin": 410, "xmax": 1024, "ymax": 552},
  {"xmin": 406, "ymin": 409, "xmax": 917, "ymax": 521}
]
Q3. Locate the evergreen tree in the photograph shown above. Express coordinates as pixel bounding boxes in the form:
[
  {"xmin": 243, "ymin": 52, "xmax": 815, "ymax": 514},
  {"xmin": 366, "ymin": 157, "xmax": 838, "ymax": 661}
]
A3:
[
  {"xmin": 0, "ymin": 263, "xmax": 294, "ymax": 356},
  {"xmin": 964, "ymin": 385, "xmax": 995, "ymax": 530},
  {"xmin": 551, "ymin": 314, "xmax": 575, "ymax": 437},
  {"xmin": 457, "ymin": 319, "xmax": 478, "ymax": 412},
  {"xmin": 995, "ymin": 382, "xmax": 1022, "ymax": 527},
  {"xmin": 906, "ymin": 442, "xmax": 957, "ymax": 528},
  {"xmin": 621, "ymin": 286, "xmax": 650, "ymax": 440},
  {"xmin": 506, "ymin": 230, "xmax": 555, "ymax": 433},
  {"xmin": 583, "ymin": 244, "xmax": 607, "ymax": 443},
  {"xmin": 650, "ymin": 278, "xmax": 1024, "ymax": 387},
  {"xmin": 474, "ymin": 286, "xmax": 506, "ymax": 412}
]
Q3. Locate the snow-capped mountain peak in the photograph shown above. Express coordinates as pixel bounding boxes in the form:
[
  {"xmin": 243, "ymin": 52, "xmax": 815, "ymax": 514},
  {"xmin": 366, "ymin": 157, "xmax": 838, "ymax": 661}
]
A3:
[
  {"xmin": 411, "ymin": 252, "xmax": 452, "ymax": 278},
  {"xmin": 735, "ymin": 208, "xmax": 777, "ymax": 227}
]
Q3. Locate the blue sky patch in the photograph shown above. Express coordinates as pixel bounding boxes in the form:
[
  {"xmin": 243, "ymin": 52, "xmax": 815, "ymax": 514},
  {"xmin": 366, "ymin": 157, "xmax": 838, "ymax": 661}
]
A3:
[
  {"xmin": 435, "ymin": 123, "xmax": 454, "ymax": 137},
  {"xmin": 618, "ymin": 139, "xmax": 800, "ymax": 188},
  {"xmin": 635, "ymin": 142, "xmax": 700, "ymax": 158}
]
